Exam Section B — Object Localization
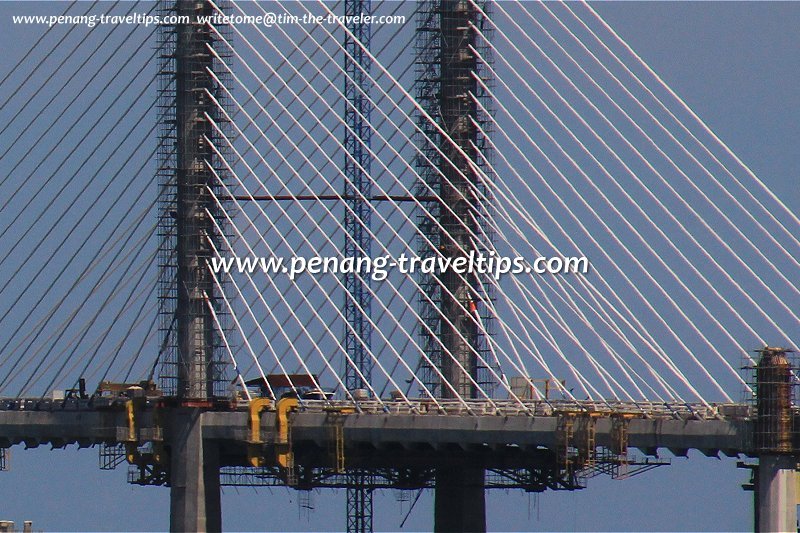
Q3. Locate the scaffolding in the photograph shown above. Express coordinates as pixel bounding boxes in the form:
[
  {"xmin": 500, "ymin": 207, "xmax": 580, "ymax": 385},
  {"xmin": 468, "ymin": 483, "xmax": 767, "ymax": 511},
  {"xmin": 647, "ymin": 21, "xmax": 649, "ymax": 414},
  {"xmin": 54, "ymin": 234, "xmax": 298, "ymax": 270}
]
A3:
[
  {"xmin": 747, "ymin": 346, "xmax": 797, "ymax": 454},
  {"xmin": 99, "ymin": 442, "xmax": 126, "ymax": 470},
  {"xmin": 0, "ymin": 448, "xmax": 9, "ymax": 472},
  {"xmin": 415, "ymin": 0, "xmax": 496, "ymax": 399},
  {"xmin": 156, "ymin": 0, "xmax": 232, "ymax": 398}
]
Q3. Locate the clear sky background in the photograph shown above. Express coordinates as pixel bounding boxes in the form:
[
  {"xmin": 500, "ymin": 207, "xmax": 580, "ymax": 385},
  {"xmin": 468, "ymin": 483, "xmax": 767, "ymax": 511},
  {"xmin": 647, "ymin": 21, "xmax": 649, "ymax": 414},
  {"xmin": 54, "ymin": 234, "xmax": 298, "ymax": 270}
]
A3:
[{"xmin": 0, "ymin": 1, "xmax": 798, "ymax": 531}]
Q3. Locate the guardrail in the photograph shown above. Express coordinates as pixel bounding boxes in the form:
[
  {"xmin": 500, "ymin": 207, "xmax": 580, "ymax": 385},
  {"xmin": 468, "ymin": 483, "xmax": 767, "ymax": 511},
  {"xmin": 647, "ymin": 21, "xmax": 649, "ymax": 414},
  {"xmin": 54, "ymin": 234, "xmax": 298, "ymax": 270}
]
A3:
[{"xmin": 0, "ymin": 396, "xmax": 758, "ymax": 421}]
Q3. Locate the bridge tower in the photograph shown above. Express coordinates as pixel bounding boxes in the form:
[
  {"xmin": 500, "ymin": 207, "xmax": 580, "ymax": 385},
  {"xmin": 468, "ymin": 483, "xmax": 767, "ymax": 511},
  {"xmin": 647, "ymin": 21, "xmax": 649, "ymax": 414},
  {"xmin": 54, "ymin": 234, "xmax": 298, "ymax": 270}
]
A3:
[
  {"xmin": 157, "ymin": 1, "xmax": 231, "ymax": 530},
  {"xmin": 415, "ymin": 0, "xmax": 495, "ymax": 403},
  {"xmin": 415, "ymin": 1, "xmax": 495, "ymax": 531},
  {"xmin": 753, "ymin": 346, "xmax": 798, "ymax": 533},
  {"xmin": 342, "ymin": 0, "xmax": 374, "ymax": 531}
]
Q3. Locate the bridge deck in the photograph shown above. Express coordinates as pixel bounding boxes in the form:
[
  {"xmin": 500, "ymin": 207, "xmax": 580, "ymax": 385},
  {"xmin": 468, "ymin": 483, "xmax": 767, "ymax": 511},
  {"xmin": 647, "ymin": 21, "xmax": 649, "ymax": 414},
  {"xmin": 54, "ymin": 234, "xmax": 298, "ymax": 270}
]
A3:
[{"xmin": 0, "ymin": 398, "xmax": 755, "ymax": 457}]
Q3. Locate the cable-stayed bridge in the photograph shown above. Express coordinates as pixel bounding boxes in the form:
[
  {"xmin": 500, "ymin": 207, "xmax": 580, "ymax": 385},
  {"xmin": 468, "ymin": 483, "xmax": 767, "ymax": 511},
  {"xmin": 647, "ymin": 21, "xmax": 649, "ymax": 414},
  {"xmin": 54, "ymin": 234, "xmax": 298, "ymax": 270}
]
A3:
[{"xmin": 0, "ymin": 1, "xmax": 798, "ymax": 531}]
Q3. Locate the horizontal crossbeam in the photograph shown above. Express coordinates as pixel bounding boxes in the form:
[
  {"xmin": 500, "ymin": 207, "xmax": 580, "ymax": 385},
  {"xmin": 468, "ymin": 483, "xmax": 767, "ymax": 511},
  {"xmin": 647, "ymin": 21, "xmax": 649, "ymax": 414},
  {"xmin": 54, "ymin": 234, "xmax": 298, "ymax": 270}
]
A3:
[{"xmin": 221, "ymin": 194, "xmax": 440, "ymax": 202}]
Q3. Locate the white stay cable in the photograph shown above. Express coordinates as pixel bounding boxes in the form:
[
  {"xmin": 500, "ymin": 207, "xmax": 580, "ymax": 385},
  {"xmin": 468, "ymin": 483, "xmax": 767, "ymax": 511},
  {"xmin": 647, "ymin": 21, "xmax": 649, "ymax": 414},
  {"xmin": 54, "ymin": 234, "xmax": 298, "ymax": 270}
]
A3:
[
  {"xmin": 472, "ymin": 125, "xmax": 701, "ymax": 400},
  {"xmin": 576, "ymin": 1, "xmax": 800, "ymax": 250},
  {"xmin": 205, "ymin": 229, "xmax": 288, "ymax": 401},
  {"xmin": 468, "ymin": 80, "xmax": 725, "ymax": 402},
  {"xmin": 468, "ymin": 95, "xmax": 743, "ymax": 399},
  {"xmin": 474, "ymin": 6, "xmax": 800, "ymax": 333},
  {"xmin": 204, "ymin": 288, "xmax": 253, "ymax": 402},
  {"xmin": 538, "ymin": 1, "xmax": 800, "ymax": 274},
  {"xmin": 202, "ymin": 44, "xmax": 532, "ymax": 406},
  {"xmin": 468, "ymin": 23, "xmax": 797, "ymax": 349},
  {"xmin": 207, "ymin": 11, "xmax": 602, "ymax": 399},
  {"xmin": 469, "ymin": 47, "xmax": 768, "ymax": 393},
  {"xmin": 465, "ymin": 210, "xmax": 644, "ymax": 402},
  {"xmin": 206, "ymin": 266, "xmax": 277, "ymax": 402},
  {"xmin": 211, "ymin": 2, "xmax": 656, "ymax": 402},
  {"xmin": 462, "ymin": 138, "xmax": 688, "ymax": 404},
  {"xmin": 205, "ymin": 143, "xmax": 455, "ymax": 409},
  {"xmin": 205, "ymin": 205, "xmax": 344, "ymax": 403}
]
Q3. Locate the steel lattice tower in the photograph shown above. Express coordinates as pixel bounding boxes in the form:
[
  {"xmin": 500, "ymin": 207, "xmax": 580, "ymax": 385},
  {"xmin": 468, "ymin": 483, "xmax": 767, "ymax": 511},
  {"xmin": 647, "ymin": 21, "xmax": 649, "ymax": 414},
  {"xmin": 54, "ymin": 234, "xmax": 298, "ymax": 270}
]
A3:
[
  {"xmin": 342, "ymin": 0, "xmax": 374, "ymax": 531},
  {"xmin": 343, "ymin": 1, "xmax": 373, "ymax": 395}
]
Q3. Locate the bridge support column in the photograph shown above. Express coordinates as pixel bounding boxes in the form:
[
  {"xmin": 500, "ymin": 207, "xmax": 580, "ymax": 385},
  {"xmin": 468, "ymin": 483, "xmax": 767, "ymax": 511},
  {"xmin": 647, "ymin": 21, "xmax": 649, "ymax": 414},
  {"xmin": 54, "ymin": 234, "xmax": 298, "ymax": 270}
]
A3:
[
  {"xmin": 170, "ymin": 410, "xmax": 221, "ymax": 533},
  {"xmin": 168, "ymin": 3, "xmax": 222, "ymax": 529},
  {"xmin": 434, "ymin": 466, "xmax": 485, "ymax": 533},
  {"xmin": 753, "ymin": 347, "xmax": 798, "ymax": 532},
  {"xmin": 756, "ymin": 455, "xmax": 797, "ymax": 533}
]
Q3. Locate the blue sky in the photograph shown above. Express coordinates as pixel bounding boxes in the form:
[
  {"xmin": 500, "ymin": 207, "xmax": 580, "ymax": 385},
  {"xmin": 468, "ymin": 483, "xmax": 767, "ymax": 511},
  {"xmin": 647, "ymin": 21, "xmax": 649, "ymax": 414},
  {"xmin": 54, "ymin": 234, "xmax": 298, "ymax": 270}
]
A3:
[{"xmin": 0, "ymin": 1, "xmax": 798, "ymax": 531}]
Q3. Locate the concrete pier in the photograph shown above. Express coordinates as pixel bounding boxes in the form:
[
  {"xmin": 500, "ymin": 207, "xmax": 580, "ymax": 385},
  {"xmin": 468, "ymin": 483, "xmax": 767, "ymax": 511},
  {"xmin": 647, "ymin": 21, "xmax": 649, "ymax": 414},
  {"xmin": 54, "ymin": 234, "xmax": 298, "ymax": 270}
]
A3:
[
  {"xmin": 752, "ymin": 347, "xmax": 798, "ymax": 532},
  {"xmin": 169, "ymin": 409, "xmax": 221, "ymax": 533},
  {"xmin": 434, "ymin": 466, "xmax": 486, "ymax": 533},
  {"xmin": 756, "ymin": 455, "xmax": 797, "ymax": 533}
]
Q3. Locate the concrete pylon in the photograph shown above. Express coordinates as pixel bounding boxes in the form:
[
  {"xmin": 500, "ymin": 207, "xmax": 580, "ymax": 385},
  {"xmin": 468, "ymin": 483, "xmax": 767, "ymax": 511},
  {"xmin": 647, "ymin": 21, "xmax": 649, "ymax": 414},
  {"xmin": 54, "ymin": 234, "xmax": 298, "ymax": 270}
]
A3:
[
  {"xmin": 169, "ymin": 2, "xmax": 221, "ymax": 529},
  {"xmin": 753, "ymin": 347, "xmax": 798, "ymax": 532},
  {"xmin": 756, "ymin": 455, "xmax": 797, "ymax": 533},
  {"xmin": 434, "ymin": 466, "xmax": 486, "ymax": 533},
  {"xmin": 169, "ymin": 409, "xmax": 221, "ymax": 533}
]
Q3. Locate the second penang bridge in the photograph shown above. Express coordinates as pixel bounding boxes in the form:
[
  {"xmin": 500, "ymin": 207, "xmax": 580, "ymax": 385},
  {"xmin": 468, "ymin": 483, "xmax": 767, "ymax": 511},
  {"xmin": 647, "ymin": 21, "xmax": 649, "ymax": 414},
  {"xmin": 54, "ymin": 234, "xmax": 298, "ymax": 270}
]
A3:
[{"xmin": 0, "ymin": 1, "xmax": 798, "ymax": 532}]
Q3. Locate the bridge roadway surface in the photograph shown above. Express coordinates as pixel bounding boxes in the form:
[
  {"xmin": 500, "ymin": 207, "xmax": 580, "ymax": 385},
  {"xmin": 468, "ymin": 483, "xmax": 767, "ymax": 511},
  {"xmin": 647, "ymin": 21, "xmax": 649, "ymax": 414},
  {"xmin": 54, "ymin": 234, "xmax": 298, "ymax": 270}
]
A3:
[
  {"xmin": 0, "ymin": 398, "xmax": 755, "ymax": 458},
  {"xmin": 0, "ymin": 397, "xmax": 777, "ymax": 531}
]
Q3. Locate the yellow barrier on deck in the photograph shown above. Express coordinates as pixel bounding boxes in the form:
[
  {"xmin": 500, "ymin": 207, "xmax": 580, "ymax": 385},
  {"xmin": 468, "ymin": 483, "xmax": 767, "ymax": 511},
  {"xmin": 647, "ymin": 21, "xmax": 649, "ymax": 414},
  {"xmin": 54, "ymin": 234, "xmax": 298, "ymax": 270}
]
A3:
[
  {"xmin": 125, "ymin": 400, "xmax": 136, "ymax": 464},
  {"xmin": 275, "ymin": 397, "xmax": 299, "ymax": 469},
  {"xmin": 247, "ymin": 397, "xmax": 273, "ymax": 467}
]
